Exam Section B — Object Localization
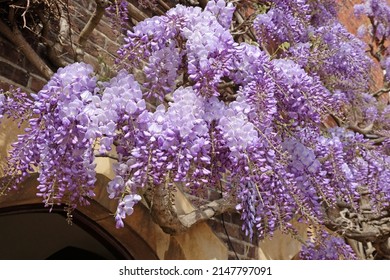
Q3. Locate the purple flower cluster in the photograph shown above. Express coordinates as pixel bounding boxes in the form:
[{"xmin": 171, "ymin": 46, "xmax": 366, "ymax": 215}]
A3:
[
  {"xmin": 355, "ymin": 0, "xmax": 390, "ymax": 40},
  {"xmin": 245, "ymin": 160, "xmax": 298, "ymax": 238},
  {"xmin": 239, "ymin": 80, "xmax": 277, "ymax": 132},
  {"xmin": 254, "ymin": 0, "xmax": 310, "ymax": 50},
  {"xmin": 115, "ymin": 193, "xmax": 142, "ymax": 228},
  {"xmin": 0, "ymin": 87, "xmax": 33, "ymax": 123},
  {"xmin": 231, "ymin": 43, "xmax": 270, "ymax": 85},
  {"xmin": 312, "ymin": 23, "xmax": 371, "ymax": 95},
  {"xmin": 129, "ymin": 87, "xmax": 212, "ymax": 194},
  {"xmin": 300, "ymin": 230, "xmax": 356, "ymax": 260},
  {"xmin": 253, "ymin": 0, "xmax": 370, "ymax": 97},
  {"xmin": 315, "ymin": 134, "xmax": 360, "ymax": 207},
  {"xmin": 287, "ymin": 21, "xmax": 371, "ymax": 97},
  {"xmin": 183, "ymin": 13, "xmax": 236, "ymax": 97},
  {"xmin": 282, "ymin": 138, "xmax": 325, "ymax": 218},
  {"xmin": 0, "ymin": 92, "xmax": 5, "ymax": 119},
  {"xmin": 86, "ymin": 70, "xmax": 146, "ymax": 153},
  {"xmin": 143, "ymin": 42, "xmax": 181, "ymax": 100},
  {"xmin": 236, "ymin": 182, "xmax": 257, "ymax": 239},
  {"xmin": 354, "ymin": 149, "xmax": 390, "ymax": 209},
  {"xmin": 204, "ymin": 0, "xmax": 235, "ymax": 29},
  {"xmin": 217, "ymin": 95, "xmax": 258, "ymax": 161},
  {"xmin": 283, "ymin": 139, "xmax": 320, "ymax": 174},
  {"xmin": 316, "ymin": 127, "xmax": 390, "ymax": 211},
  {"xmin": 105, "ymin": 0, "xmax": 129, "ymax": 31},
  {"xmin": 379, "ymin": 104, "xmax": 390, "ymax": 130},
  {"xmin": 272, "ymin": 59, "xmax": 334, "ymax": 128},
  {"xmin": 118, "ymin": 0, "xmax": 237, "ymax": 98},
  {"xmin": 5, "ymin": 63, "xmax": 98, "ymax": 208},
  {"xmin": 308, "ymin": 0, "xmax": 338, "ymax": 26}
]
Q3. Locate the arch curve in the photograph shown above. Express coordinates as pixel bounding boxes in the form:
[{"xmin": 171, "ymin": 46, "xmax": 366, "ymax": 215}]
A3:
[
  {"xmin": 0, "ymin": 172, "xmax": 228, "ymax": 260},
  {"xmin": 0, "ymin": 174, "xmax": 158, "ymax": 259}
]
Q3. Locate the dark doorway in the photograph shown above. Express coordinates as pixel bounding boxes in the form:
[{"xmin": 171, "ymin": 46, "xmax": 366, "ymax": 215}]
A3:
[{"xmin": 0, "ymin": 204, "xmax": 133, "ymax": 260}]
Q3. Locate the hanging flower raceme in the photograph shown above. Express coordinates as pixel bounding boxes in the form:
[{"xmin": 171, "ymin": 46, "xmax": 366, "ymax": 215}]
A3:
[{"xmin": 3, "ymin": 63, "xmax": 98, "ymax": 207}]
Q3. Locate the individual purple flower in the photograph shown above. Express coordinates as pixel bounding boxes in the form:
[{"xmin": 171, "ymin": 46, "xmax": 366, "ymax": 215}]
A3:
[
  {"xmin": 0, "ymin": 92, "xmax": 5, "ymax": 119},
  {"xmin": 115, "ymin": 194, "xmax": 142, "ymax": 228},
  {"xmin": 107, "ymin": 176, "xmax": 125, "ymax": 199},
  {"xmin": 205, "ymin": 0, "xmax": 235, "ymax": 29}
]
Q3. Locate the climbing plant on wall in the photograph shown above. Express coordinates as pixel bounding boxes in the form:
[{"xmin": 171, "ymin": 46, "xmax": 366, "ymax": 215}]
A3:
[{"xmin": 1, "ymin": 0, "xmax": 390, "ymax": 259}]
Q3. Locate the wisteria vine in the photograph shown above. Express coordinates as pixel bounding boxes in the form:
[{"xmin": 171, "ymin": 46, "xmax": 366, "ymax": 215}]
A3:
[{"xmin": 1, "ymin": 0, "xmax": 390, "ymax": 260}]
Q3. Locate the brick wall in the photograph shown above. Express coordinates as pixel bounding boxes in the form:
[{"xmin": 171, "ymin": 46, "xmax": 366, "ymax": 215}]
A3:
[
  {"xmin": 0, "ymin": 35, "xmax": 46, "ymax": 92},
  {"xmin": 0, "ymin": 0, "xmax": 127, "ymax": 92}
]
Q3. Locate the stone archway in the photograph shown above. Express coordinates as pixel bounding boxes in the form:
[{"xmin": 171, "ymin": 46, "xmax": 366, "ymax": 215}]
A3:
[
  {"xmin": 0, "ymin": 117, "xmax": 229, "ymax": 260},
  {"xmin": 0, "ymin": 174, "xmax": 159, "ymax": 259},
  {"xmin": 0, "ymin": 204, "xmax": 133, "ymax": 259}
]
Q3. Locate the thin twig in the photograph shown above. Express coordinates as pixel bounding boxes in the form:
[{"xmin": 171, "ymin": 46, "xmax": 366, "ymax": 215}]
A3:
[
  {"xmin": 94, "ymin": 153, "xmax": 119, "ymax": 161},
  {"xmin": 373, "ymin": 87, "xmax": 390, "ymax": 97},
  {"xmin": 20, "ymin": 0, "xmax": 30, "ymax": 28},
  {"xmin": 348, "ymin": 123, "xmax": 374, "ymax": 135}
]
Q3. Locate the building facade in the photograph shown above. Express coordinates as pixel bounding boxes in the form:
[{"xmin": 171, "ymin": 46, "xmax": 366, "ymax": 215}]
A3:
[{"xmin": 0, "ymin": 0, "xmax": 383, "ymax": 260}]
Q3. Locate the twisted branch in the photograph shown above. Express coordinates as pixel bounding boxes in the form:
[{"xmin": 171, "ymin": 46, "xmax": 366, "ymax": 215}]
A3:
[
  {"xmin": 143, "ymin": 184, "xmax": 236, "ymax": 234},
  {"xmin": 78, "ymin": 0, "xmax": 110, "ymax": 48}
]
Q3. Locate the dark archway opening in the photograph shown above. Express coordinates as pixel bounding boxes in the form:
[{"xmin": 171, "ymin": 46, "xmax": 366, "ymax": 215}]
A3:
[{"xmin": 0, "ymin": 204, "xmax": 134, "ymax": 260}]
